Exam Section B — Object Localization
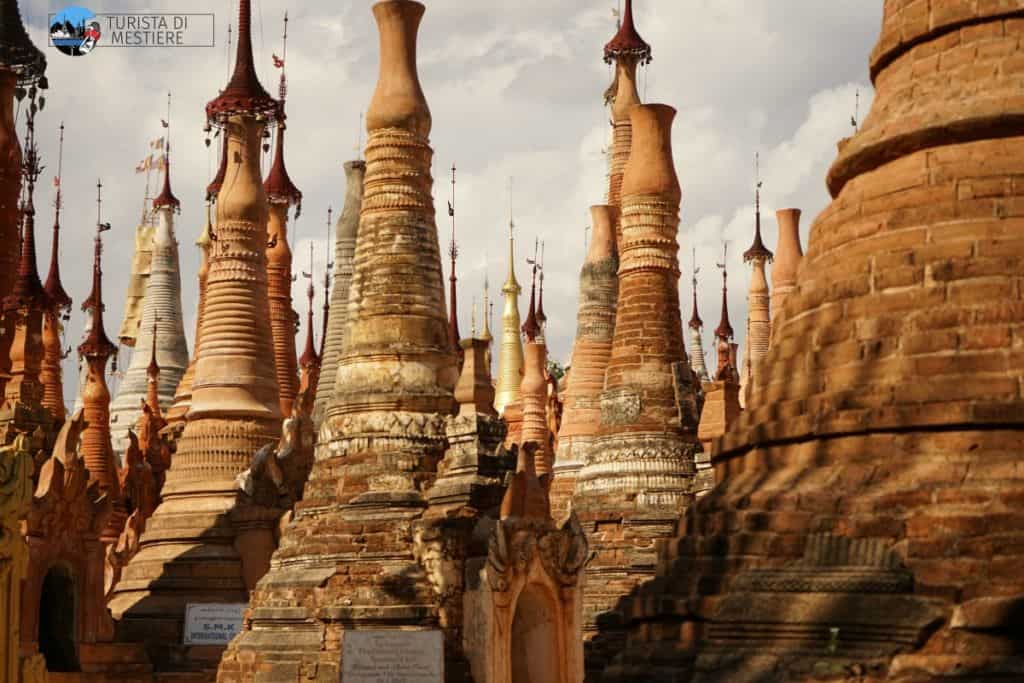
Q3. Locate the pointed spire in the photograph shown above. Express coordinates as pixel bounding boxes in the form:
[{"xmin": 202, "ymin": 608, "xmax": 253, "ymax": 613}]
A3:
[
  {"xmin": 480, "ymin": 270, "xmax": 493, "ymax": 342},
  {"xmin": 264, "ymin": 17, "xmax": 302, "ymax": 209},
  {"xmin": 502, "ymin": 178, "xmax": 520, "ymax": 293},
  {"xmin": 145, "ymin": 318, "xmax": 164, "ymax": 429},
  {"xmin": 153, "ymin": 93, "xmax": 180, "ymax": 211},
  {"xmin": 79, "ymin": 180, "xmax": 117, "ymax": 360},
  {"xmin": 522, "ymin": 240, "xmax": 540, "ymax": 343},
  {"xmin": 743, "ymin": 153, "xmax": 773, "ymax": 264},
  {"xmin": 264, "ymin": 123, "xmax": 302, "ymax": 206},
  {"xmin": 689, "ymin": 248, "xmax": 702, "ymax": 331},
  {"xmin": 5, "ymin": 105, "xmax": 46, "ymax": 313},
  {"xmin": 320, "ymin": 207, "xmax": 333, "ymax": 359},
  {"xmin": 448, "ymin": 163, "xmax": 461, "ymax": 351},
  {"xmin": 205, "ymin": 0, "xmax": 278, "ymax": 123},
  {"xmin": 604, "ymin": 0, "xmax": 652, "ymax": 65},
  {"xmin": 536, "ymin": 240, "xmax": 546, "ymax": 330},
  {"xmin": 44, "ymin": 121, "xmax": 70, "ymax": 310},
  {"xmin": 299, "ymin": 242, "xmax": 318, "ymax": 369},
  {"xmin": 714, "ymin": 243, "xmax": 733, "ymax": 343}
]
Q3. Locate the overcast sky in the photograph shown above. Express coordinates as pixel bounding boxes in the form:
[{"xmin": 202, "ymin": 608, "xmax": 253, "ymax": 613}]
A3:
[{"xmin": 20, "ymin": 0, "xmax": 883, "ymax": 405}]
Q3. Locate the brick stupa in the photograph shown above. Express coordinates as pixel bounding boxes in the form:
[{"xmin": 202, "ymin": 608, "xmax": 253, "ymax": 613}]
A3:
[
  {"xmin": 264, "ymin": 92, "xmax": 302, "ymax": 418},
  {"xmin": 573, "ymin": 103, "xmax": 702, "ymax": 676},
  {"xmin": 108, "ymin": 0, "xmax": 283, "ymax": 670},
  {"xmin": 552, "ymin": 204, "xmax": 618, "ymax": 517},
  {"xmin": 608, "ymin": 3, "xmax": 1024, "ymax": 680},
  {"xmin": 313, "ymin": 159, "xmax": 365, "ymax": 424},
  {"xmin": 217, "ymin": 2, "xmax": 459, "ymax": 679}
]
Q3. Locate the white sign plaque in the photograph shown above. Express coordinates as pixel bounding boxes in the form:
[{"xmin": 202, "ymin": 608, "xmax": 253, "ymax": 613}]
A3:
[
  {"xmin": 341, "ymin": 630, "xmax": 444, "ymax": 682},
  {"xmin": 183, "ymin": 602, "xmax": 246, "ymax": 645}
]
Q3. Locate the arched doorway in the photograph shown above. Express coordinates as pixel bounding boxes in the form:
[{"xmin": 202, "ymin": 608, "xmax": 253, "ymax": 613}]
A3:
[
  {"xmin": 510, "ymin": 586, "xmax": 559, "ymax": 683},
  {"xmin": 38, "ymin": 564, "xmax": 79, "ymax": 672}
]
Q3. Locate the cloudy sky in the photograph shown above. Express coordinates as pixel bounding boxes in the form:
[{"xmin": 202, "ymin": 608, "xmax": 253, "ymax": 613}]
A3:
[{"xmin": 19, "ymin": 0, "xmax": 883, "ymax": 405}]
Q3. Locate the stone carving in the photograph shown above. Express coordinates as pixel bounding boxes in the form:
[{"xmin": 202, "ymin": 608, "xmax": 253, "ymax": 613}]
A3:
[{"xmin": 24, "ymin": 409, "xmax": 118, "ymax": 670}]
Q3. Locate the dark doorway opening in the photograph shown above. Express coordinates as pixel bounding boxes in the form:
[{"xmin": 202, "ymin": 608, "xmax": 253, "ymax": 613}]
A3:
[{"xmin": 38, "ymin": 564, "xmax": 79, "ymax": 672}]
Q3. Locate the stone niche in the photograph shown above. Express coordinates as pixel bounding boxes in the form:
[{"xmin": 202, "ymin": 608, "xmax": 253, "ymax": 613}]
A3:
[{"xmin": 463, "ymin": 514, "xmax": 588, "ymax": 683}]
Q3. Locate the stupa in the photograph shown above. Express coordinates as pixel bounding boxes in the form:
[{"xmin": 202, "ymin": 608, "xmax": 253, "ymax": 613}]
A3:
[
  {"xmin": 218, "ymin": 2, "xmax": 463, "ymax": 678},
  {"xmin": 108, "ymin": 0, "xmax": 284, "ymax": 670},
  {"xmin": 609, "ymin": 3, "xmax": 1024, "ymax": 680},
  {"xmin": 552, "ymin": 205, "xmax": 618, "ymax": 517},
  {"xmin": 109, "ymin": 135, "xmax": 190, "ymax": 458},
  {"xmin": 573, "ymin": 103, "xmax": 701, "ymax": 676},
  {"xmin": 313, "ymin": 159, "xmax": 364, "ymax": 424}
]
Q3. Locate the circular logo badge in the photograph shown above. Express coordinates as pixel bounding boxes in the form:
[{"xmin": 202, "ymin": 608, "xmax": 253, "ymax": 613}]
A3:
[{"xmin": 50, "ymin": 6, "xmax": 101, "ymax": 57}]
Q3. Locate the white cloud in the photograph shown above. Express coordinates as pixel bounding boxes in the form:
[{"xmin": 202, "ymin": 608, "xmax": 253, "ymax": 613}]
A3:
[{"xmin": 14, "ymin": 0, "xmax": 883, "ymax": 405}]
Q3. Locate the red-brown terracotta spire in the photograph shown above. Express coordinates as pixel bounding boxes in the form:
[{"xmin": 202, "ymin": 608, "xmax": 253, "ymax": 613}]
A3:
[
  {"xmin": 79, "ymin": 182, "xmax": 117, "ymax": 360},
  {"xmin": 713, "ymin": 245, "xmax": 733, "ymax": 343},
  {"xmin": 43, "ymin": 122, "xmax": 70, "ymax": 310},
  {"xmin": 522, "ymin": 251, "xmax": 540, "ymax": 343},
  {"xmin": 742, "ymin": 167, "xmax": 773, "ymax": 264},
  {"xmin": 4, "ymin": 112, "xmax": 45, "ymax": 314},
  {"xmin": 603, "ymin": 0, "xmax": 652, "ymax": 65},
  {"xmin": 151, "ymin": 149, "xmax": 179, "ymax": 211},
  {"xmin": 205, "ymin": 0, "xmax": 278, "ymax": 123},
  {"xmin": 688, "ymin": 277, "xmax": 702, "ymax": 330},
  {"xmin": 536, "ymin": 240, "xmax": 546, "ymax": 333},
  {"xmin": 298, "ymin": 244, "xmax": 318, "ymax": 370},
  {"xmin": 263, "ymin": 124, "xmax": 302, "ymax": 206}
]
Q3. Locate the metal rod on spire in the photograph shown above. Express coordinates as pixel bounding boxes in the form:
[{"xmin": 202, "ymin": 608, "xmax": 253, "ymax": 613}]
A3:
[{"xmin": 54, "ymin": 121, "xmax": 64, "ymax": 218}]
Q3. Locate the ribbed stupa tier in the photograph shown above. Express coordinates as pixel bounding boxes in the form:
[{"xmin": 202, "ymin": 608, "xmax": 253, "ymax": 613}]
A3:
[
  {"xmin": 218, "ymin": 3, "xmax": 458, "ymax": 679},
  {"xmin": 108, "ymin": 116, "xmax": 282, "ymax": 666},
  {"xmin": 607, "ymin": 4, "xmax": 1024, "ymax": 681},
  {"xmin": 166, "ymin": 206, "xmax": 212, "ymax": 428},
  {"xmin": 265, "ymin": 201, "xmax": 298, "ymax": 416},
  {"xmin": 110, "ymin": 1, "xmax": 282, "ymax": 663},
  {"xmin": 40, "ymin": 312, "xmax": 63, "ymax": 419},
  {"xmin": 574, "ymin": 104, "xmax": 701, "ymax": 676},
  {"xmin": 494, "ymin": 228, "xmax": 523, "ymax": 415},
  {"xmin": 689, "ymin": 288, "xmax": 709, "ymax": 383},
  {"xmin": 264, "ymin": 122, "xmax": 302, "ymax": 418},
  {"xmin": 521, "ymin": 340, "xmax": 551, "ymax": 473},
  {"xmin": 552, "ymin": 204, "xmax": 618, "ymax": 516},
  {"xmin": 117, "ymin": 222, "xmax": 155, "ymax": 347},
  {"xmin": 313, "ymin": 159, "xmax": 365, "ymax": 424},
  {"xmin": 770, "ymin": 207, "xmax": 802, "ymax": 322},
  {"xmin": 109, "ymin": 203, "xmax": 189, "ymax": 459}
]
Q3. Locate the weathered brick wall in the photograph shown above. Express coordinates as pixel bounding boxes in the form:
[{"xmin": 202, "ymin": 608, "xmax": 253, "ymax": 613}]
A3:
[{"xmin": 607, "ymin": 3, "xmax": 1024, "ymax": 682}]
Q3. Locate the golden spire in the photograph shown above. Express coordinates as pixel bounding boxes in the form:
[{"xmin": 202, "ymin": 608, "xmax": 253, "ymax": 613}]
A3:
[{"xmin": 495, "ymin": 178, "xmax": 524, "ymax": 415}]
